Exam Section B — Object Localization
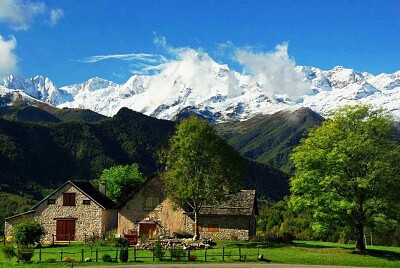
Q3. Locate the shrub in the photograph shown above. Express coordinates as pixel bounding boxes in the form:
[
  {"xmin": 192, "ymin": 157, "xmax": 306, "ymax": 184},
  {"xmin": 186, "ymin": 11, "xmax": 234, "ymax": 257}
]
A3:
[
  {"xmin": 2, "ymin": 243, "xmax": 16, "ymax": 261},
  {"xmin": 45, "ymin": 258, "xmax": 56, "ymax": 263},
  {"xmin": 189, "ymin": 254, "xmax": 197, "ymax": 261},
  {"xmin": 102, "ymin": 253, "xmax": 113, "ymax": 262},
  {"xmin": 16, "ymin": 245, "xmax": 34, "ymax": 262},
  {"xmin": 86, "ymin": 234, "xmax": 101, "ymax": 249},
  {"xmin": 115, "ymin": 237, "xmax": 129, "ymax": 247},
  {"xmin": 13, "ymin": 219, "xmax": 45, "ymax": 246},
  {"xmin": 281, "ymin": 232, "xmax": 295, "ymax": 244},
  {"xmin": 119, "ymin": 246, "xmax": 129, "ymax": 262},
  {"xmin": 170, "ymin": 247, "xmax": 185, "ymax": 261},
  {"xmin": 174, "ymin": 230, "xmax": 193, "ymax": 238},
  {"xmin": 105, "ymin": 228, "xmax": 117, "ymax": 242},
  {"xmin": 153, "ymin": 240, "xmax": 165, "ymax": 261}
]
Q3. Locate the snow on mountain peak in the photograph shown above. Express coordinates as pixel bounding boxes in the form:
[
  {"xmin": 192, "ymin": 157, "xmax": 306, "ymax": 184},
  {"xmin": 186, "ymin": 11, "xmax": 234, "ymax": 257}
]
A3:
[{"xmin": 1, "ymin": 59, "xmax": 399, "ymax": 122}]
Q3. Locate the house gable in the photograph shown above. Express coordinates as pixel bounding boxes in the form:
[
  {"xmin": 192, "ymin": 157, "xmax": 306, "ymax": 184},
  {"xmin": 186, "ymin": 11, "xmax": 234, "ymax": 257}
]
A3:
[{"xmin": 32, "ymin": 180, "xmax": 116, "ymax": 210}]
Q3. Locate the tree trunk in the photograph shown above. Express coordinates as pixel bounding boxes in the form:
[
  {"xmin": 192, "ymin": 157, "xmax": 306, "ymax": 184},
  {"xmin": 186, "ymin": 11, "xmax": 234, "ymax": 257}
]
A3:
[
  {"xmin": 193, "ymin": 210, "xmax": 199, "ymax": 241},
  {"xmin": 355, "ymin": 223, "xmax": 366, "ymax": 251}
]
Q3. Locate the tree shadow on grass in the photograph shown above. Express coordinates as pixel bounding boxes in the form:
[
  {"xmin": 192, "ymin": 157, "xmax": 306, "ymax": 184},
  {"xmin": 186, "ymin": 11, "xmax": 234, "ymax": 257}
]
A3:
[
  {"xmin": 292, "ymin": 242, "xmax": 344, "ymax": 249},
  {"xmin": 352, "ymin": 249, "xmax": 400, "ymax": 262},
  {"xmin": 228, "ymin": 241, "xmax": 294, "ymax": 249}
]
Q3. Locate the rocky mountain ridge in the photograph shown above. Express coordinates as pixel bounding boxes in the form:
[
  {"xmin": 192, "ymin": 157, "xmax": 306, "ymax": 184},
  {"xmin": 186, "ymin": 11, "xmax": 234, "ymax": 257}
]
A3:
[{"xmin": 1, "ymin": 53, "xmax": 399, "ymax": 122}]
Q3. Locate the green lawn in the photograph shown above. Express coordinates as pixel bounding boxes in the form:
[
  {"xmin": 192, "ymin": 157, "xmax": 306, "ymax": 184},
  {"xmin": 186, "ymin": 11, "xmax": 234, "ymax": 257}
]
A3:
[{"xmin": 0, "ymin": 240, "xmax": 400, "ymax": 267}]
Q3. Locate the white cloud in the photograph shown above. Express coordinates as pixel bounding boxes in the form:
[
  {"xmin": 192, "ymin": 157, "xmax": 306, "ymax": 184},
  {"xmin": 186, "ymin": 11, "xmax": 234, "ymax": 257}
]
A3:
[
  {"xmin": 235, "ymin": 42, "xmax": 312, "ymax": 100},
  {"xmin": 48, "ymin": 8, "xmax": 63, "ymax": 26},
  {"xmin": 79, "ymin": 53, "xmax": 167, "ymax": 64},
  {"xmin": 0, "ymin": 35, "xmax": 18, "ymax": 79},
  {"xmin": 152, "ymin": 33, "xmax": 196, "ymax": 56},
  {"xmin": 0, "ymin": 0, "xmax": 63, "ymax": 30}
]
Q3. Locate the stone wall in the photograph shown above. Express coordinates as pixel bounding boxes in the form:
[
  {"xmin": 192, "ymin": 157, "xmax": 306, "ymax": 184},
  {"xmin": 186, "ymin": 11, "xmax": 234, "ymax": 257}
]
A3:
[
  {"xmin": 4, "ymin": 213, "xmax": 34, "ymax": 237},
  {"xmin": 118, "ymin": 179, "xmax": 187, "ymax": 238},
  {"xmin": 184, "ymin": 215, "xmax": 255, "ymax": 241}
]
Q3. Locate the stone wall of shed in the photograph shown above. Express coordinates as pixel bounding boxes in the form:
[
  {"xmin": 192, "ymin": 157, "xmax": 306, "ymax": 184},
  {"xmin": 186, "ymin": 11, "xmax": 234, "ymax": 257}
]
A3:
[
  {"xmin": 118, "ymin": 180, "xmax": 187, "ymax": 238},
  {"xmin": 184, "ymin": 215, "xmax": 254, "ymax": 241}
]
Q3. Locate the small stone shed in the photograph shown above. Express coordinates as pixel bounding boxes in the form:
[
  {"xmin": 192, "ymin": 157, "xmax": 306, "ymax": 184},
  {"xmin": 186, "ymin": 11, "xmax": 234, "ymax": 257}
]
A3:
[
  {"xmin": 186, "ymin": 189, "xmax": 259, "ymax": 240},
  {"xmin": 118, "ymin": 175, "xmax": 258, "ymax": 240},
  {"xmin": 4, "ymin": 180, "xmax": 117, "ymax": 243}
]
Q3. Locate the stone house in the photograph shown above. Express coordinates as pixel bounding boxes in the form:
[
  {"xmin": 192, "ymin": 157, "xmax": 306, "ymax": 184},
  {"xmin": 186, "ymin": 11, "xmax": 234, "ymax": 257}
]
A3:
[
  {"xmin": 118, "ymin": 175, "xmax": 258, "ymax": 241},
  {"xmin": 4, "ymin": 180, "xmax": 117, "ymax": 243}
]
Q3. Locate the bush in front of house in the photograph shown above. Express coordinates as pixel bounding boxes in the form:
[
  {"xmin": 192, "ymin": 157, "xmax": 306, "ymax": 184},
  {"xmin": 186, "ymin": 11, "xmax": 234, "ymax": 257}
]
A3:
[
  {"xmin": 13, "ymin": 219, "xmax": 45, "ymax": 246},
  {"xmin": 153, "ymin": 240, "xmax": 165, "ymax": 261},
  {"xmin": 2, "ymin": 243, "xmax": 16, "ymax": 262},
  {"xmin": 102, "ymin": 253, "xmax": 113, "ymax": 262},
  {"xmin": 170, "ymin": 246, "xmax": 185, "ymax": 261},
  {"xmin": 174, "ymin": 230, "xmax": 193, "ymax": 238},
  {"xmin": 45, "ymin": 258, "xmax": 56, "ymax": 263},
  {"xmin": 16, "ymin": 245, "xmax": 34, "ymax": 263},
  {"xmin": 189, "ymin": 254, "xmax": 197, "ymax": 261},
  {"xmin": 119, "ymin": 246, "xmax": 129, "ymax": 262},
  {"xmin": 115, "ymin": 237, "xmax": 129, "ymax": 247}
]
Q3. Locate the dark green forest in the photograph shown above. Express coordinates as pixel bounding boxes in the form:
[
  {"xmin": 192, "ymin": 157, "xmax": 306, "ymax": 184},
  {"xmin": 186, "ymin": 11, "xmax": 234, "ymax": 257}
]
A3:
[{"xmin": 0, "ymin": 105, "xmax": 293, "ymax": 232}]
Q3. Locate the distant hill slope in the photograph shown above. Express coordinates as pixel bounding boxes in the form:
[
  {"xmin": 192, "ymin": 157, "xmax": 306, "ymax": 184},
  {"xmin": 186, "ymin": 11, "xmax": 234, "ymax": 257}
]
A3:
[
  {"xmin": 0, "ymin": 108, "xmax": 175, "ymax": 199},
  {"xmin": 0, "ymin": 104, "xmax": 106, "ymax": 123},
  {"xmin": 0, "ymin": 107, "xmax": 289, "ymax": 201},
  {"xmin": 215, "ymin": 107, "xmax": 324, "ymax": 173}
]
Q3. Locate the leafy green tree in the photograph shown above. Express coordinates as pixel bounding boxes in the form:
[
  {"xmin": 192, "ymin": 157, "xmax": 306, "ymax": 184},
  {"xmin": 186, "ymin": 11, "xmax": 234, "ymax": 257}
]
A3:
[
  {"xmin": 289, "ymin": 105, "xmax": 400, "ymax": 251},
  {"xmin": 94, "ymin": 163, "xmax": 145, "ymax": 204},
  {"xmin": 13, "ymin": 218, "xmax": 45, "ymax": 246},
  {"xmin": 161, "ymin": 117, "xmax": 245, "ymax": 240},
  {"xmin": 257, "ymin": 199, "xmax": 317, "ymax": 241}
]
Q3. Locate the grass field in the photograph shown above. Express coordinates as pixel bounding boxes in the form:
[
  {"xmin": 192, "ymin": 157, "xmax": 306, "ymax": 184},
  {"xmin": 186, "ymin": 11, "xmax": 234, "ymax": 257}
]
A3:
[{"xmin": 0, "ymin": 240, "xmax": 400, "ymax": 267}]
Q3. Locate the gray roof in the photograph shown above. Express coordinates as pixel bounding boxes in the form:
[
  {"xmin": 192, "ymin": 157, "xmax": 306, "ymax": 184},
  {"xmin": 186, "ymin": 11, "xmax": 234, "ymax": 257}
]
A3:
[
  {"xmin": 5, "ymin": 210, "xmax": 35, "ymax": 221},
  {"xmin": 32, "ymin": 180, "xmax": 116, "ymax": 210},
  {"xmin": 199, "ymin": 190, "xmax": 258, "ymax": 216}
]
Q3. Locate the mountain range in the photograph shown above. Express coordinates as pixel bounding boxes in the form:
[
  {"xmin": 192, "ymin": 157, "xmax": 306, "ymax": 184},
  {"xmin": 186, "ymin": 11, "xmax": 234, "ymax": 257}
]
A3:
[{"xmin": 1, "ymin": 52, "xmax": 399, "ymax": 122}]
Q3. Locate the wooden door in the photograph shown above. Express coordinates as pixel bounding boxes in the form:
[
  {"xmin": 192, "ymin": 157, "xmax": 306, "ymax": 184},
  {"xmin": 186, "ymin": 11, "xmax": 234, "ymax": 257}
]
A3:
[
  {"xmin": 139, "ymin": 223, "xmax": 156, "ymax": 239},
  {"xmin": 56, "ymin": 219, "xmax": 75, "ymax": 241}
]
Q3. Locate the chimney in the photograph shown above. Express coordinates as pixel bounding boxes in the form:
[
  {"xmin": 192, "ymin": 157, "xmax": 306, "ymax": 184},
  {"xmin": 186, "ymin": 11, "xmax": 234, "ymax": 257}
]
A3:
[{"xmin": 99, "ymin": 182, "xmax": 106, "ymax": 195}]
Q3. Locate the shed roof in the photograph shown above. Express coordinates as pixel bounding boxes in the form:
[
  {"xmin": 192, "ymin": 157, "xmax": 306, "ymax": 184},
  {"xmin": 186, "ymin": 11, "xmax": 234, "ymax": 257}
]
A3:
[
  {"xmin": 5, "ymin": 210, "xmax": 35, "ymax": 221},
  {"xmin": 198, "ymin": 190, "xmax": 258, "ymax": 216}
]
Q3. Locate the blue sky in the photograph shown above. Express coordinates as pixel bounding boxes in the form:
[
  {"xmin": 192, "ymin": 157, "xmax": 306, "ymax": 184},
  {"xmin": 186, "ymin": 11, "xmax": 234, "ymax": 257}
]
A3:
[{"xmin": 0, "ymin": 0, "xmax": 399, "ymax": 87}]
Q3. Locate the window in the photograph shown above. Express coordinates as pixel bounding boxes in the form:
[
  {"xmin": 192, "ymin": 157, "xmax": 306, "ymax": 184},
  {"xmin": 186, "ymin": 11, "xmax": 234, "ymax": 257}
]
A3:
[
  {"xmin": 207, "ymin": 224, "xmax": 219, "ymax": 232},
  {"xmin": 63, "ymin": 193, "xmax": 75, "ymax": 206},
  {"xmin": 47, "ymin": 199, "xmax": 55, "ymax": 204},
  {"xmin": 144, "ymin": 195, "xmax": 159, "ymax": 209},
  {"xmin": 82, "ymin": 200, "xmax": 91, "ymax": 205}
]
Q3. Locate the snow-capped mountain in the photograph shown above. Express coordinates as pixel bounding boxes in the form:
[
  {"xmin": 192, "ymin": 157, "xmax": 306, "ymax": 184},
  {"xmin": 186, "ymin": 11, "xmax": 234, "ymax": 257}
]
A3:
[{"xmin": 1, "ymin": 53, "xmax": 399, "ymax": 122}]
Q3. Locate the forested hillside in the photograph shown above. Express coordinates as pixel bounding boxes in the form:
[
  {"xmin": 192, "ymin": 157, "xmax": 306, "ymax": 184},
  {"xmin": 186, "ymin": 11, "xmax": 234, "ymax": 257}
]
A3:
[
  {"xmin": 215, "ymin": 107, "xmax": 324, "ymax": 173},
  {"xmin": 0, "ymin": 107, "xmax": 175, "ymax": 198},
  {"xmin": 0, "ymin": 106, "xmax": 290, "ymax": 200}
]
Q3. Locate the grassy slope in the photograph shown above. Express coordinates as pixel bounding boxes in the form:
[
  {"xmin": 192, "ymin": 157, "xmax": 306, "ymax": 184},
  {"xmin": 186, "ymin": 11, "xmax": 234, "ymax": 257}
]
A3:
[{"xmin": 0, "ymin": 240, "xmax": 399, "ymax": 267}]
